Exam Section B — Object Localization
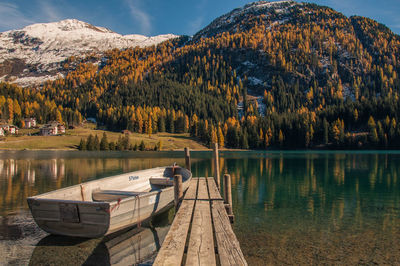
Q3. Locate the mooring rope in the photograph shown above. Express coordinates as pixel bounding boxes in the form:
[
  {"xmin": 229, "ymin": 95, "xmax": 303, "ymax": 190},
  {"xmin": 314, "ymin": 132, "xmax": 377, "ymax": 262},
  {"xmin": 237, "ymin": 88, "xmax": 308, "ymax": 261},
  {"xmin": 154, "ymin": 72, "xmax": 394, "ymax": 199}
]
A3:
[
  {"xmin": 136, "ymin": 194, "xmax": 141, "ymax": 229},
  {"xmin": 107, "ymin": 198, "xmax": 121, "ymax": 213}
]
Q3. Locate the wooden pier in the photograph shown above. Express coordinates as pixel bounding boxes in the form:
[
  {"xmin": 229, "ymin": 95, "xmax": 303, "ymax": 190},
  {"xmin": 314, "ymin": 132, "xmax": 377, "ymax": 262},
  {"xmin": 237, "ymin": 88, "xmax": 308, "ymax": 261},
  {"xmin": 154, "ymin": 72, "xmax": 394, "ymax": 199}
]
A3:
[{"xmin": 154, "ymin": 146, "xmax": 247, "ymax": 266}]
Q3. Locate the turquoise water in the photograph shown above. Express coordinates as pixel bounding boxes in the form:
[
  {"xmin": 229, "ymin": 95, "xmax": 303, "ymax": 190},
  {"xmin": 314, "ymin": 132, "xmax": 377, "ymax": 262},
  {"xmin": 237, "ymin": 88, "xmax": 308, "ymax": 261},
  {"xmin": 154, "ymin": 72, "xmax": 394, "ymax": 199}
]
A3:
[{"xmin": 1, "ymin": 151, "xmax": 400, "ymax": 264}]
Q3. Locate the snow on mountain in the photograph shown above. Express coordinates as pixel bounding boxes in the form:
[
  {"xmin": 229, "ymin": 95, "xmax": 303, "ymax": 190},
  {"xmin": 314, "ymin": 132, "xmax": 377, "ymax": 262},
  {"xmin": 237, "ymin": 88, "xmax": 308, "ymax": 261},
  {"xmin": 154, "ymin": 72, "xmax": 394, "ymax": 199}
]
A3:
[
  {"xmin": 0, "ymin": 19, "xmax": 178, "ymax": 87},
  {"xmin": 195, "ymin": 0, "xmax": 300, "ymax": 39}
]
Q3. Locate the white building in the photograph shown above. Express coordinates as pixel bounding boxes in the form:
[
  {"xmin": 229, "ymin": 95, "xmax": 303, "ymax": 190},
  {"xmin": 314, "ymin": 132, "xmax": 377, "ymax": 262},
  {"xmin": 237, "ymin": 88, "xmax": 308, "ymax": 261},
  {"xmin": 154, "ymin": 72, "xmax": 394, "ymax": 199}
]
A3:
[{"xmin": 24, "ymin": 118, "xmax": 37, "ymax": 128}]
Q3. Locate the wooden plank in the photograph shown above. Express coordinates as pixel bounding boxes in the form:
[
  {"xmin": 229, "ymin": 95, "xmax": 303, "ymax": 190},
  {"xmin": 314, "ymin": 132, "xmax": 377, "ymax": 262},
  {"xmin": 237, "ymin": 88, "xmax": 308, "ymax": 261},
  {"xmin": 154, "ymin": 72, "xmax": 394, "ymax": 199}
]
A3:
[
  {"xmin": 186, "ymin": 179, "xmax": 216, "ymax": 266},
  {"xmin": 196, "ymin": 178, "xmax": 209, "ymax": 200},
  {"xmin": 153, "ymin": 178, "xmax": 198, "ymax": 266},
  {"xmin": 183, "ymin": 178, "xmax": 198, "ymax": 200},
  {"xmin": 149, "ymin": 177, "xmax": 174, "ymax": 186},
  {"xmin": 212, "ymin": 200, "xmax": 247, "ymax": 266},
  {"xmin": 207, "ymin": 177, "xmax": 223, "ymax": 200}
]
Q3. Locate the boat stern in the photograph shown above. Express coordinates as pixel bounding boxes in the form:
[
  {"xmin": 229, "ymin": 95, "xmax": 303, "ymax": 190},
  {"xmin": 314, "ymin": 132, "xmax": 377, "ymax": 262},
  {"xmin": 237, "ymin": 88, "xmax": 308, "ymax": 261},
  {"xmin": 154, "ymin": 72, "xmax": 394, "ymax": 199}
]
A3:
[{"xmin": 27, "ymin": 197, "xmax": 111, "ymax": 238}]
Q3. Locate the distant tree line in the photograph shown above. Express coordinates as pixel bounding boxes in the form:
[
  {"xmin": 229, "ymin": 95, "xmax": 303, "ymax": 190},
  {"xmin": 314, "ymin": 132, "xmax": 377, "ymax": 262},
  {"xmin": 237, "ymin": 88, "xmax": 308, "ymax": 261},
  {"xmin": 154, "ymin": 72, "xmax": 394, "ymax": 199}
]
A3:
[{"xmin": 78, "ymin": 132, "xmax": 162, "ymax": 151}]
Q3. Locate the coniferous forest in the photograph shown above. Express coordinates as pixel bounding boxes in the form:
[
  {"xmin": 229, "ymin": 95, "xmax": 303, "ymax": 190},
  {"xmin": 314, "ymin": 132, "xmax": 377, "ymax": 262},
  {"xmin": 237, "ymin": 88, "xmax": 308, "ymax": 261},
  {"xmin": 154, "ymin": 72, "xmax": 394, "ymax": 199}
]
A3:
[{"xmin": 1, "ymin": 2, "xmax": 400, "ymax": 149}]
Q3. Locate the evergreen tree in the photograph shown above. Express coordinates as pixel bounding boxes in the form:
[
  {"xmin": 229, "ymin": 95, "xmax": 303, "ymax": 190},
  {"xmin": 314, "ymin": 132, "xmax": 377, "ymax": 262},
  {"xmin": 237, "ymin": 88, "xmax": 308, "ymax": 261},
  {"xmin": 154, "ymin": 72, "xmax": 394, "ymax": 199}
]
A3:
[
  {"xmin": 139, "ymin": 140, "xmax": 145, "ymax": 151},
  {"xmin": 109, "ymin": 141, "xmax": 115, "ymax": 150},
  {"xmin": 368, "ymin": 116, "xmax": 379, "ymax": 144},
  {"xmin": 100, "ymin": 132, "xmax": 109, "ymax": 150},
  {"xmin": 156, "ymin": 141, "xmax": 162, "ymax": 151},
  {"xmin": 86, "ymin": 134, "xmax": 95, "ymax": 150},
  {"xmin": 226, "ymin": 127, "xmax": 239, "ymax": 148},
  {"xmin": 94, "ymin": 135, "xmax": 100, "ymax": 150},
  {"xmin": 240, "ymin": 130, "xmax": 249, "ymax": 149},
  {"xmin": 217, "ymin": 126, "xmax": 224, "ymax": 148},
  {"xmin": 78, "ymin": 138, "xmax": 86, "ymax": 150},
  {"xmin": 122, "ymin": 135, "xmax": 130, "ymax": 150},
  {"xmin": 158, "ymin": 116, "xmax": 166, "ymax": 132},
  {"xmin": 278, "ymin": 130, "xmax": 284, "ymax": 147},
  {"xmin": 117, "ymin": 136, "xmax": 124, "ymax": 150},
  {"xmin": 323, "ymin": 118, "xmax": 329, "ymax": 145}
]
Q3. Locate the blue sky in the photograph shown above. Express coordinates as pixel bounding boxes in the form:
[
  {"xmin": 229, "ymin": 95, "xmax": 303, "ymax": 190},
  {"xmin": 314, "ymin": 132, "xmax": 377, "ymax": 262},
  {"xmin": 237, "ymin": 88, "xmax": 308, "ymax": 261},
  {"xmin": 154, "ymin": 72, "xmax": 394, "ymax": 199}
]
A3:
[{"xmin": 0, "ymin": 0, "xmax": 399, "ymax": 36}]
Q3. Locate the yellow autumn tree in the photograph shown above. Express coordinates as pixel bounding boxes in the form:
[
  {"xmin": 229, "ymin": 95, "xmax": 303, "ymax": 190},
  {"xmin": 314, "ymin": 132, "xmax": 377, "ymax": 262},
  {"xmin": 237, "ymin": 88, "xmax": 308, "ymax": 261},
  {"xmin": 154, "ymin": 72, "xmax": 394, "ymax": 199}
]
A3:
[{"xmin": 217, "ymin": 126, "xmax": 224, "ymax": 148}]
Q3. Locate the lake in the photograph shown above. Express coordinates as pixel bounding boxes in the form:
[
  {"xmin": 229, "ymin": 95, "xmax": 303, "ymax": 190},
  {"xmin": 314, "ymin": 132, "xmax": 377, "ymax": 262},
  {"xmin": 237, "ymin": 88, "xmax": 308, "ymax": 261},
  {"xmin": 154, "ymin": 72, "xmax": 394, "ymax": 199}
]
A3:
[{"xmin": 1, "ymin": 150, "xmax": 400, "ymax": 265}]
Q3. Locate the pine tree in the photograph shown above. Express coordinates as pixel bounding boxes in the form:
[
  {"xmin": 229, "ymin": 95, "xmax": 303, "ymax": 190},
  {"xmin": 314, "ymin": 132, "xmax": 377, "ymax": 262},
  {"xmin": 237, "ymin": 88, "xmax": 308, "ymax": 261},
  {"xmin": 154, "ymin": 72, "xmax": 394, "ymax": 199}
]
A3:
[
  {"xmin": 79, "ymin": 138, "xmax": 86, "ymax": 150},
  {"xmin": 109, "ymin": 141, "xmax": 115, "ymax": 150},
  {"xmin": 158, "ymin": 116, "xmax": 166, "ymax": 132},
  {"xmin": 148, "ymin": 117, "xmax": 152, "ymax": 137},
  {"xmin": 240, "ymin": 130, "xmax": 249, "ymax": 149},
  {"xmin": 100, "ymin": 132, "xmax": 109, "ymax": 150},
  {"xmin": 139, "ymin": 140, "xmax": 145, "ymax": 151},
  {"xmin": 217, "ymin": 126, "xmax": 224, "ymax": 148},
  {"xmin": 56, "ymin": 109, "xmax": 63, "ymax": 124},
  {"xmin": 368, "ymin": 116, "xmax": 379, "ymax": 144},
  {"xmin": 94, "ymin": 135, "xmax": 100, "ymax": 150},
  {"xmin": 278, "ymin": 130, "xmax": 284, "ymax": 147},
  {"xmin": 330, "ymin": 123, "xmax": 340, "ymax": 145},
  {"xmin": 117, "ymin": 136, "xmax": 124, "ymax": 150},
  {"xmin": 123, "ymin": 135, "xmax": 130, "ymax": 150},
  {"xmin": 323, "ymin": 118, "xmax": 329, "ymax": 145},
  {"xmin": 86, "ymin": 134, "xmax": 94, "ymax": 150},
  {"xmin": 226, "ymin": 127, "xmax": 239, "ymax": 148}
]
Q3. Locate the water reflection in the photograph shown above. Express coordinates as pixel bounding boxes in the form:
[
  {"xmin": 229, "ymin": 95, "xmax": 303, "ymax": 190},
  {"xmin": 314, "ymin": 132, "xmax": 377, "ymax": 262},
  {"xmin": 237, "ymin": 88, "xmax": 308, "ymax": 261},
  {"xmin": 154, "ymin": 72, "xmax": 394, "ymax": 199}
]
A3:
[
  {"xmin": 30, "ymin": 209, "xmax": 172, "ymax": 266},
  {"xmin": 209, "ymin": 152, "xmax": 400, "ymax": 265},
  {"xmin": 0, "ymin": 152, "xmax": 190, "ymax": 215},
  {"xmin": 1, "ymin": 151, "xmax": 400, "ymax": 265}
]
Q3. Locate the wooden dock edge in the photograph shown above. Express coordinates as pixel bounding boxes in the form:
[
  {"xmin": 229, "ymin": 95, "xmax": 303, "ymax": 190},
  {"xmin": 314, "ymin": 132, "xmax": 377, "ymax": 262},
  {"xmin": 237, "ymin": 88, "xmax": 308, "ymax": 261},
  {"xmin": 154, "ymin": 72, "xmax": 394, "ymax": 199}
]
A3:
[{"xmin": 154, "ymin": 177, "xmax": 247, "ymax": 266}]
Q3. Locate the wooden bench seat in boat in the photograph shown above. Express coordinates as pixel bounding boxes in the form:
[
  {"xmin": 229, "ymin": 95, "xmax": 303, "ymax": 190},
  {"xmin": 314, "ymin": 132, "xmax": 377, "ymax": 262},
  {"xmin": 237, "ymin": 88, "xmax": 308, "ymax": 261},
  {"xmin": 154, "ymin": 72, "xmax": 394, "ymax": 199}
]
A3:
[
  {"xmin": 92, "ymin": 190, "xmax": 145, "ymax": 202},
  {"xmin": 149, "ymin": 177, "xmax": 174, "ymax": 186}
]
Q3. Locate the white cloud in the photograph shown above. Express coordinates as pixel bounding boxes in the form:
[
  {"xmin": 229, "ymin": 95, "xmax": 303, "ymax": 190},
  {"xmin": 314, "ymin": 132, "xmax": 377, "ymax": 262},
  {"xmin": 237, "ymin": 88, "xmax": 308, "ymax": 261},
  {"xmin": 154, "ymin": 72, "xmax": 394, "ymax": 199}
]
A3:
[
  {"xmin": 0, "ymin": 2, "xmax": 34, "ymax": 31},
  {"xmin": 188, "ymin": 16, "xmax": 205, "ymax": 35},
  {"xmin": 0, "ymin": 1, "xmax": 65, "ymax": 32},
  {"xmin": 38, "ymin": 0, "xmax": 62, "ymax": 22},
  {"xmin": 124, "ymin": 0, "xmax": 152, "ymax": 35},
  {"xmin": 187, "ymin": 0, "xmax": 207, "ymax": 34}
]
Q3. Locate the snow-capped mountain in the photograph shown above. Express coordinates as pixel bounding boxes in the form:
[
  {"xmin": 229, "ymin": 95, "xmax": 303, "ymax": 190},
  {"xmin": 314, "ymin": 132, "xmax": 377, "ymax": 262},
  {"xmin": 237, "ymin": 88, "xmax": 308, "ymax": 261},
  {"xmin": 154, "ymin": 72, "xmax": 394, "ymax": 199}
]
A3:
[{"xmin": 0, "ymin": 19, "xmax": 178, "ymax": 87}]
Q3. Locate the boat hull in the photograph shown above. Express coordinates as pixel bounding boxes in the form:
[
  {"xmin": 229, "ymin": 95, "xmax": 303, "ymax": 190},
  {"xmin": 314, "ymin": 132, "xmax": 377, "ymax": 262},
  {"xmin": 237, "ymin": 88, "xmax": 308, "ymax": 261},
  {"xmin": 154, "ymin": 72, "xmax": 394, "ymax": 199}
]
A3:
[
  {"xmin": 27, "ymin": 199, "xmax": 111, "ymax": 238},
  {"xmin": 27, "ymin": 166, "xmax": 191, "ymax": 238}
]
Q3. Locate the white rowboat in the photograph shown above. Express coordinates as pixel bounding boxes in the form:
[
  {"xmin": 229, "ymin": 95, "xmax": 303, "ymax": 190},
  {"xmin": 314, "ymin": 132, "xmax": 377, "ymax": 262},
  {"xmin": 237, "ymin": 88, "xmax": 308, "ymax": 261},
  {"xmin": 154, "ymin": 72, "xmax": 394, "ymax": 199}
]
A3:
[{"xmin": 27, "ymin": 166, "xmax": 191, "ymax": 238}]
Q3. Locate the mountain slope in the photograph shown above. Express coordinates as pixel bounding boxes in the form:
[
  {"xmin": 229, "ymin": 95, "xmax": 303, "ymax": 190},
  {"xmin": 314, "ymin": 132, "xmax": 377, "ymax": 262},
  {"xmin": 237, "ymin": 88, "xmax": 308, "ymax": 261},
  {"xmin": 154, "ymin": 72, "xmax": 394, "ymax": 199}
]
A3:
[
  {"xmin": 195, "ymin": 0, "xmax": 298, "ymax": 39},
  {"xmin": 1, "ymin": 1, "xmax": 400, "ymax": 149},
  {"xmin": 0, "ymin": 19, "xmax": 177, "ymax": 87}
]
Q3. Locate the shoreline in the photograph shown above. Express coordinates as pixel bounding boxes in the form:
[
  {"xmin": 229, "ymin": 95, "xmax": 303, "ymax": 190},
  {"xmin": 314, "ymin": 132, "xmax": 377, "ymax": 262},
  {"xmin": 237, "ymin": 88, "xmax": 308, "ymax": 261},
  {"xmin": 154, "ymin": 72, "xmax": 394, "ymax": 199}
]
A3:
[{"xmin": 1, "ymin": 148, "xmax": 400, "ymax": 152}]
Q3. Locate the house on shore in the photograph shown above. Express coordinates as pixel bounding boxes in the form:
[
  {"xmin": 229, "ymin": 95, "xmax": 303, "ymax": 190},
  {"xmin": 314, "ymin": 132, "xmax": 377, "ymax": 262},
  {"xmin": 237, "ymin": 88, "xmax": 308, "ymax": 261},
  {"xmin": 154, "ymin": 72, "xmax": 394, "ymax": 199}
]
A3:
[
  {"xmin": 40, "ymin": 122, "xmax": 66, "ymax": 136},
  {"xmin": 0, "ymin": 124, "xmax": 10, "ymax": 132},
  {"xmin": 24, "ymin": 118, "xmax": 37, "ymax": 128},
  {"xmin": 0, "ymin": 124, "xmax": 19, "ymax": 135},
  {"xmin": 122, "ymin": 129, "xmax": 132, "ymax": 135},
  {"xmin": 9, "ymin": 126, "xmax": 19, "ymax": 135}
]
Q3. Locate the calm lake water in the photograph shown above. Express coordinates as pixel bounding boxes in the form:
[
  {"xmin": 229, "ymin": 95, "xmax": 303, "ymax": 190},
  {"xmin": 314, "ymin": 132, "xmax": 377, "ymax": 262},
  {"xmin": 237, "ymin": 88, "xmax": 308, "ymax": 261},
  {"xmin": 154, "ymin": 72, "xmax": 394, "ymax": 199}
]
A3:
[{"xmin": 1, "ymin": 150, "xmax": 400, "ymax": 265}]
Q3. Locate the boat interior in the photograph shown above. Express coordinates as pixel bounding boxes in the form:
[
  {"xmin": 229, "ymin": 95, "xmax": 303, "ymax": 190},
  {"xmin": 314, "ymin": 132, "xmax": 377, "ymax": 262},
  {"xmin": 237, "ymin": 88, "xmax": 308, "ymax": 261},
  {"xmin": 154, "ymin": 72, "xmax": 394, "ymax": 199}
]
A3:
[
  {"xmin": 91, "ymin": 167, "xmax": 184, "ymax": 202},
  {"xmin": 31, "ymin": 166, "xmax": 190, "ymax": 203}
]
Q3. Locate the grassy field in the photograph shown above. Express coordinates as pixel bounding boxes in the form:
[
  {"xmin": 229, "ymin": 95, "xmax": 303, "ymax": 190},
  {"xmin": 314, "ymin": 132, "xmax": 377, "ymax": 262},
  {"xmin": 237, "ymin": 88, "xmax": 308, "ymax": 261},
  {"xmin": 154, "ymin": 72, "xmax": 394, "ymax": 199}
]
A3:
[{"xmin": 0, "ymin": 125, "xmax": 208, "ymax": 151}]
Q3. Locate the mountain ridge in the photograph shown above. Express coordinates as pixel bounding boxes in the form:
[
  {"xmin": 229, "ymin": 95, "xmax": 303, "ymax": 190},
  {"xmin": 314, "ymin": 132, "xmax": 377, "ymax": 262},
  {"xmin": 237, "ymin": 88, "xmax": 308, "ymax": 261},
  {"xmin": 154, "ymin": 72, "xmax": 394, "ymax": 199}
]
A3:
[
  {"xmin": 1, "ymin": 1, "xmax": 400, "ymax": 150},
  {"xmin": 0, "ymin": 19, "xmax": 178, "ymax": 87}
]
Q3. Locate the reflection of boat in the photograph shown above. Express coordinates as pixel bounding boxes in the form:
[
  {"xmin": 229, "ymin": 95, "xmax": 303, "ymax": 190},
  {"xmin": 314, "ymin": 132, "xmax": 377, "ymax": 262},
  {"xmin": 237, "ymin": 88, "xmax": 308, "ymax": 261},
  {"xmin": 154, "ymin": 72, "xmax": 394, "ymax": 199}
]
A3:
[
  {"xmin": 27, "ymin": 166, "xmax": 191, "ymax": 238},
  {"xmin": 29, "ymin": 224, "xmax": 170, "ymax": 265}
]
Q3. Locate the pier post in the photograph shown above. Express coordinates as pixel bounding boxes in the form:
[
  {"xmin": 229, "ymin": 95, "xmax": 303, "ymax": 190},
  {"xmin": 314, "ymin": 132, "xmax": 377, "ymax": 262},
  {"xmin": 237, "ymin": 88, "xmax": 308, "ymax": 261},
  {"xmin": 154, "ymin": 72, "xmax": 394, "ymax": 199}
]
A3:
[
  {"xmin": 184, "ymin": 147, "xmax": 191, "ymax": 172},
  {"xmin": 213, "ymin": 143, "xmax": 220, "ymax": 190},
  {"xmin": 174, "ymin": 174, "xmax": 183, "ymax": 211},
  {"xmin": 224, "ymin": 174, "xmax": 234, "ymax": 223}
]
